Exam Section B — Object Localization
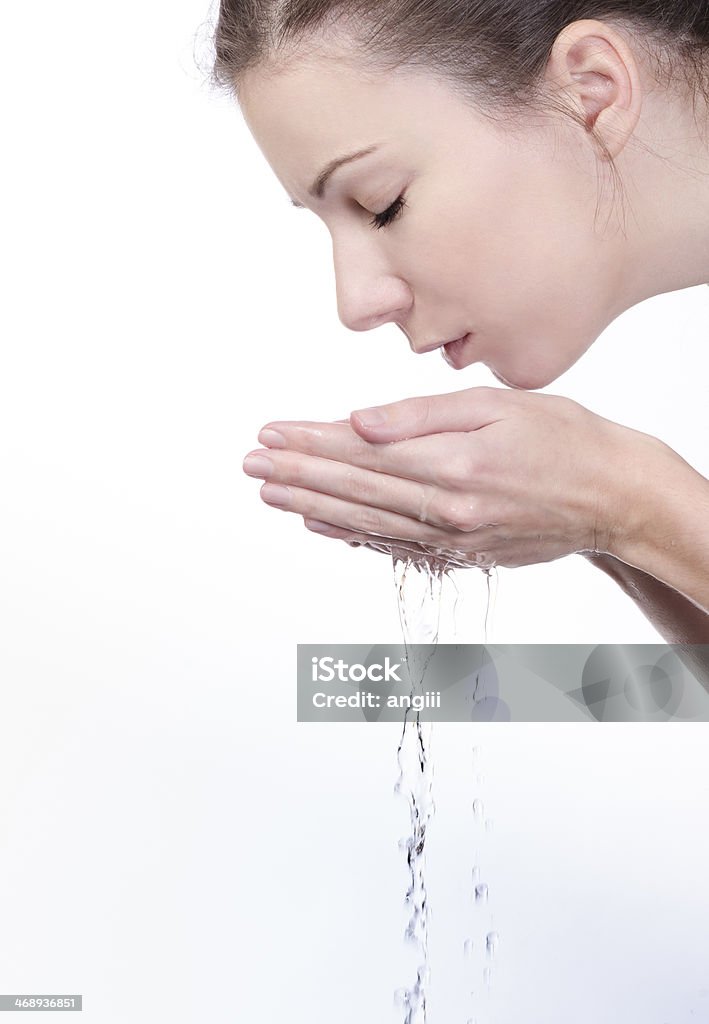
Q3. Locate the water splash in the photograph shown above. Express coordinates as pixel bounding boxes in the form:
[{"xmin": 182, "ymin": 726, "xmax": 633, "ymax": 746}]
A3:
[
  {"xmin": 389, "ymin": 550, "xmax": 500, "ymax": 1023},
  {"xmin": 392, "ymin": 550, "xmax": 451, "ymax": 1024}
]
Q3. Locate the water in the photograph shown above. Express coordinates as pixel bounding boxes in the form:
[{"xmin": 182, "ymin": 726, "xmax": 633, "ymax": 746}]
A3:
[
  {"xmin": 466, "ymin": 741, "xmax": 499, "ymax": 1020},
  {"xmin": 392, "ymin": 551, "xmax": 447, "ymax": 1024},
  {"xmin": 390, "ymin": 550, "xmax": 499, "ymax": 1023},
  {"xmin": 474, "ymin": 883, "xmax": 489, "ymax": 904}
]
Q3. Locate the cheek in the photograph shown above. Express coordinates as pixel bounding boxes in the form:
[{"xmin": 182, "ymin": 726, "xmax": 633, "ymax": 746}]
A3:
[
  {"xmin": 411, "ymin": 162, "xmax": 574, "ymax": 298},
  {"xmin": 458, "ymin": 193, "xmax": 599, "ymax": 339},
  {"xmin": 404, "ymin": 159, "xmax": 609, "ymax": 381},
  {"xmin": 490, "ymin": 315, "xmax": 601, "ymax": 390}
]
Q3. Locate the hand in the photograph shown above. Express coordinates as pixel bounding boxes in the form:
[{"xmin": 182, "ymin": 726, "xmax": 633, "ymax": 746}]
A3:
[{"xmin": 242, "ymin": 387, "xmax": 646, "ymax": 570}]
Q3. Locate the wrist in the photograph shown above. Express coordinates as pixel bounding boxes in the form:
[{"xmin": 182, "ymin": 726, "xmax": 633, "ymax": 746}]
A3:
[
  {"xmin": 599, "ymin": 428, "xmax": 681, "ymax": 561},
  {"xmin": 603, "ymin": 431, "xmax": 709, "ymax": 611}
]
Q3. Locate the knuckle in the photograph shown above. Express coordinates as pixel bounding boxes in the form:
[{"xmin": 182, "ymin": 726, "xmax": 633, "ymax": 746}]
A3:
[
  {"xmin": 285, "ymin": 457, "xmax": 306, "ymax": 487},
  {"xmin": 548, "ymin": 392, "xmax": 579, "ymax": 419},
  {"xmin": 415, "ymin": 396, "xmax": 434, "ymax": 432},
  {"xmin": 441, "ymin": 498, "xmax": 481, "ymax": 532},
  {"xmin": 470, "ymin": 443, "xmax": 492, "ymax": 478},
  {"xmin": 416, "ymin": 483, "xmax": 438, "ymax": 524},
  {"xmin": 438, "ymin": 451, "xmax": 475, "ymax": 489},
  {"xmin": 424, "ymin": 493, "xmax": 451, "ymax": 527},
  {"xmin": 349, "ymin": 470, "xmax": 377, "ymax": 504},
  {"xmin": 399, "ymin": 395, "xmax": 434, "ymax": 433},
  {"xmin": 356, "ymin": 506, "xmax": 385, "ymax": 536},
  {"xmin": 477, "ymin": 384, "xmax": 507, "ymax": 412}
]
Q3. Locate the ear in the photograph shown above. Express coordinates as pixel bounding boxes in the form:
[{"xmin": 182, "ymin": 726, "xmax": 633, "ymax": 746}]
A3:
[{"xmin": 543, "ymin": 19, "xmax": 643, "ymax": 159}]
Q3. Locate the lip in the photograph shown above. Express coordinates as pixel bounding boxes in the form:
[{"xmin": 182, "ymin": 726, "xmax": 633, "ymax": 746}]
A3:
[{"xmin": 442, "ymin": 332, "xmax": 475, "ymax": 369}]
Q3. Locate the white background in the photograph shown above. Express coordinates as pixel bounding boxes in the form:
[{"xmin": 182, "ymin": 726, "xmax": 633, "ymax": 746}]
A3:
[{"xmin": 2, "ymin": 1, "xmax": 709, "ymax": 1021}]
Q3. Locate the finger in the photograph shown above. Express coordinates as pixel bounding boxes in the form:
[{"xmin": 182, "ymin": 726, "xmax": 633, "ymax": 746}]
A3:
[
  {"xmin": 306, "ymin": 524, "xmax": 398, "ymax": 557},
  {"xmin": 260, "ymin": 482, "xmax": 473, "ymax": 547},
  {"xmin": 304, "ymin": 519, "xmax": 426, "ymax": 552},
  {"xmin": 255, "ymin": 421, "xmax": 479, "ymax": 490},
  {"xmin": 349, "ymin": 386, "xmax": 510, "ymax": 442},
  {"xmin": 302, "ymin": 521, "xmax": 470, "ymax": 566},
  {"xmin": 244, "ymin": 447, "xmax": 470, "ymax": 529}
]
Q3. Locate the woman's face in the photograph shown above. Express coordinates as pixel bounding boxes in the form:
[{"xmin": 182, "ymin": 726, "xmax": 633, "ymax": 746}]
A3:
[{"xmin": 238, "ymin": 44, "xmax": 629, "ymax": 389}]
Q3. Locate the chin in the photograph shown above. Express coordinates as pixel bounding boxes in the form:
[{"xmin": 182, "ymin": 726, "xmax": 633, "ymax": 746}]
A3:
[{"xmin": 488, "ymin": 365, "xmax": 554, "ymax": 391}]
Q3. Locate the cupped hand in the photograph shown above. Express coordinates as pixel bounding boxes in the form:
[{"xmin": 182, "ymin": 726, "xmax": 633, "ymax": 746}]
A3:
[{"xmin": 242, "ymin": 386, "xmax": 645, "ymax": 570}]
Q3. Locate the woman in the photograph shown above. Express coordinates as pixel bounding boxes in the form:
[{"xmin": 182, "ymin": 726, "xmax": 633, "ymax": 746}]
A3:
[{"xmin": 217, "ymin": 0, "xmax": 709, "ymax": 642}]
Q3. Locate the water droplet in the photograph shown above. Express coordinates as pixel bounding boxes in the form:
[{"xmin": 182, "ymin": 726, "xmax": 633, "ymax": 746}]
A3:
[
  {"xmin": 473, "ymin": 798, "xmax": 484, "ymax": 820},
  {"xmin": 472, "ymin": 865, "xmax": 481, "ymax": 883},
  {"xmin": 463, "ymin": 939, "xmax": 474, "ymax": 957},
  {"xmin": 486, "ymin": 931, "xmax": 499, "ymax": 958},
  {"xmin": 484, "ymin": 818, "xmax": 494, "ymax": 832},
  {"xmin": 393, "ymin": 987, "xmax": 408, "ymax": 1008},
  {"xmin": 475, "ymin": 883, "xmax": 489, "ymax": 903}
]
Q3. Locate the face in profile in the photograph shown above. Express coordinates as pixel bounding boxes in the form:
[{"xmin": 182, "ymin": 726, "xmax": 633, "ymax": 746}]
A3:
[{"xmin": 238, "ymin": 39, "xmax": 632, "ymax": 390}]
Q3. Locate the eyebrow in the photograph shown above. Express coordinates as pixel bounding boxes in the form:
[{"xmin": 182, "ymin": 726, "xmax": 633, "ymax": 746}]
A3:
[{"xmin": 289, "ymin": 143, "xmax": 382, "ymax": 208}]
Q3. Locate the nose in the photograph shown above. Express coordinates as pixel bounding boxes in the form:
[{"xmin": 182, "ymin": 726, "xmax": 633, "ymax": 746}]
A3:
[{"xmin": 332, "ymin": 233, "xmax": 411, "ymax": 333}]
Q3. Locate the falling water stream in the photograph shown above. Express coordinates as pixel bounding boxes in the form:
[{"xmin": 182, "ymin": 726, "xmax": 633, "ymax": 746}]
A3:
[{"xmin": 390, "ymin": 552, "xmax": 499, "ymax": 1024}]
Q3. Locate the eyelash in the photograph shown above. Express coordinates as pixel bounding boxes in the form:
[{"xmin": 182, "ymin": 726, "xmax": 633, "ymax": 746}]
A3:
[{"xmin": 369, "ymin": 193, "xmax": 407, "ymax": 230}]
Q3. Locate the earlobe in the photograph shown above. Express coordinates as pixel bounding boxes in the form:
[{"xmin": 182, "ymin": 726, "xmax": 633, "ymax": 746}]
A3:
[{"xmin": 545, "ymin": 19, "xmax": 643, "ymax": 159}]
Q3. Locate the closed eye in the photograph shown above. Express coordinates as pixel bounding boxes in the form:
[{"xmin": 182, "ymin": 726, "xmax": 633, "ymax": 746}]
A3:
[{"xmin": 370, "ymin": 193, "xmax": 407, "ymax": 230}]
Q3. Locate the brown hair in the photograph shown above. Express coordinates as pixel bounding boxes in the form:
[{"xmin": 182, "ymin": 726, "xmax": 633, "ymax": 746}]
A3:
[
  {"xmin": 202, "ymin": 1, "xmax": 709, "ymax": 218},
  {"xmin": 207, "ymin": 1, "xmax": 709, "ymax": 107}
]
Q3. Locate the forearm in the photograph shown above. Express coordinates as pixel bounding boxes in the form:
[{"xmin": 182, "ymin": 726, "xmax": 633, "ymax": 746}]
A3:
[
  {"xmin": 581, "ymin": 551, "xmax": 709, "ymax": 643},
  {"xmin": 604, "ymin": 433, "xmax": 709, "ymax": 616},
  {"xmin": 581, "ymin": 550, "xmax": 709, "ymax": 689}
]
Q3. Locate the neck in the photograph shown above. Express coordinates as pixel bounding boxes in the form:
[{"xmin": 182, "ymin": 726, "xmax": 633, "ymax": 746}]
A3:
[{"xmin": 614, "ymin": 88, "xmax": 709, "ymax": 307}]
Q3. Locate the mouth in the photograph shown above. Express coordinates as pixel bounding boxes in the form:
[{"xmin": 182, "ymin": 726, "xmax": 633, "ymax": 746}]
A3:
[{"xmin": 441, "ymin": 333, "xmax": 475, "ymax": 370}]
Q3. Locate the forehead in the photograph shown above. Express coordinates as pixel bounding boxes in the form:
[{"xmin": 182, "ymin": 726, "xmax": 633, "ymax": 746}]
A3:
[{"xmin": 238, "ymin": 49, "xmax": 488, "ymax": 197}]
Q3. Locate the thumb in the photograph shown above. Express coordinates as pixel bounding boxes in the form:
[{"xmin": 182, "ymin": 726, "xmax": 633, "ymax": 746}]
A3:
[{"xmin": 350, "ymin": 387, "xmax": 501, "ymax": 442}]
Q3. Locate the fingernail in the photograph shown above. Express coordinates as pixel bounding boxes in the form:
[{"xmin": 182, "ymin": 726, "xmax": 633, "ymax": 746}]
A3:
[
  {"xmin": 243, "ymin": 453, "xmax": 274, "ymax": 478},
  {"xmin": 258, "ymin": 427, "xmax": 286, "ymax": 448},
  {"xmin": 304, "ymin": 519, "xmax": 333, "ymax": 532},
  {"xmin": 261, "ymin": 483, "xmax": 291, "ymax": 508},
  {"xmin": 353, "ymin": 407, "xmax": 387, "ymax": 428}
]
